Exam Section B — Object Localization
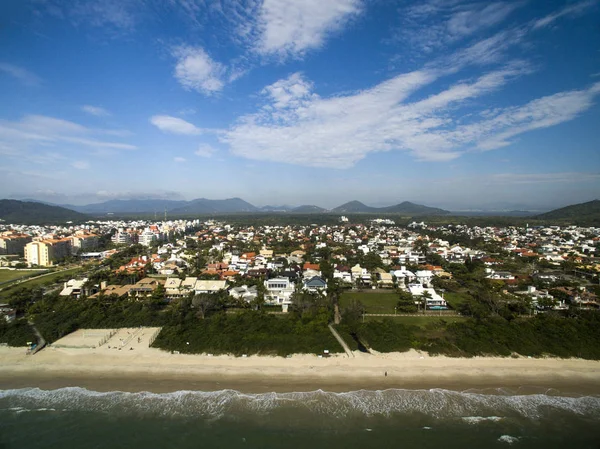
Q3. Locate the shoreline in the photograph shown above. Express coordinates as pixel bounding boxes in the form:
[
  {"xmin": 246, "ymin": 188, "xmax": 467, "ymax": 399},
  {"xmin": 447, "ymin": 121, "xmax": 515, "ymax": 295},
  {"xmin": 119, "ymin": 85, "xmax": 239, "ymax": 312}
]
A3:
[{"xmin": 1, "ymin": 346, "xmax": 599, "ymax": 395}]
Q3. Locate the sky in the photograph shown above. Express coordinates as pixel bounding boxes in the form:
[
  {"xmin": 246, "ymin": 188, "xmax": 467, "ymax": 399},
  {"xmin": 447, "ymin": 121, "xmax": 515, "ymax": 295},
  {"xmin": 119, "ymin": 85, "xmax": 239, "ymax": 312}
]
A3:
[{"xmin": 0, "ymin": 0, "xmax": 599, "ymax": 211}]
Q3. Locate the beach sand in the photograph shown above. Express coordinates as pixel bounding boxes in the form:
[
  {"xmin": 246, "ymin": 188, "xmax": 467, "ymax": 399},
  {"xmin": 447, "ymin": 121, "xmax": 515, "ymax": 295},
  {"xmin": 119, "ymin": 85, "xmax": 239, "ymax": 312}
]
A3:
[{"xmin": 1, "ymin": 344, "xmax": 599, "ymax": 394}]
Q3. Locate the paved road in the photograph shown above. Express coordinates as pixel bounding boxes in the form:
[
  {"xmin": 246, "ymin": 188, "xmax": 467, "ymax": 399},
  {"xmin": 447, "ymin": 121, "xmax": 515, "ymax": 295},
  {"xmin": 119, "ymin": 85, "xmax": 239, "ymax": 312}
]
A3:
[{"xmin": 328, "ymin": 324, "xmax": 354, "ymax": 358}]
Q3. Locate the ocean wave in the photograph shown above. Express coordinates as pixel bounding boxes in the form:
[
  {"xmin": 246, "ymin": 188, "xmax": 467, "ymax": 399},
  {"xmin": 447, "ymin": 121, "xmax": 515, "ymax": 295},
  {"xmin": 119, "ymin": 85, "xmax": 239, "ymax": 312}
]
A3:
[
  {"xmin": 461, "ymin": 416, "xmax": 503, "ymax": 424},
  {"xmin": 498, "ymin": 435, "xmax": 520, "ymax": 444},
  {"xmin": 1, "ymin": 387, "xmax": 599, "ymax": 422}
]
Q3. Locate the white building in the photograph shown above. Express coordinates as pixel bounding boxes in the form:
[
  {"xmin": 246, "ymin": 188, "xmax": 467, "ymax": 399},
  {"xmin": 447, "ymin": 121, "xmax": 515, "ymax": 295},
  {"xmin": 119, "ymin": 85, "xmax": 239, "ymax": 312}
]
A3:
[{"xmin": 264, "ymin": 277, "xmax": 295, "ymax": 306}]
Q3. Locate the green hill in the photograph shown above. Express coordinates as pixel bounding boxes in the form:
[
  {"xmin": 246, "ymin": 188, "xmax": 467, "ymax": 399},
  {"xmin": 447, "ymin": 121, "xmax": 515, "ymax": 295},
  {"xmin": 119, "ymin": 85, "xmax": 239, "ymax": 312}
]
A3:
[
  {"xmin": 536, "ymin": 199, "xmax": 600, "ymax": 224},
  {"xmin": 0, "ymin": 200, "xmax": 88, "ymax": 224}
]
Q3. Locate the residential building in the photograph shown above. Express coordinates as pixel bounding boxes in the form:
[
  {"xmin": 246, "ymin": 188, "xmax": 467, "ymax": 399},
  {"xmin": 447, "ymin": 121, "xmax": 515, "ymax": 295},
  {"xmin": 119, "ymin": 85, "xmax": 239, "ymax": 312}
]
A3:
[
  {"xmin": 194, "ymin": 280, "xmax": 228, "ymax": 294},
  {"xmin": 303, "ymin": 276, "xmax": 327, "ymax": 293},
  {"xmin": 71, "ymin": 232, "xmax": 99, "ymax": 254},
  {"xmin": 264, "ymin": 277, "xmax": 295, "ymax": 305},
  {"xmin": 0, "ymin": 232, "xmax": 32, "ymax": 255},
  {"xmin": 24, "ymin": 238, "xmax": 71, "ymax": 267}
]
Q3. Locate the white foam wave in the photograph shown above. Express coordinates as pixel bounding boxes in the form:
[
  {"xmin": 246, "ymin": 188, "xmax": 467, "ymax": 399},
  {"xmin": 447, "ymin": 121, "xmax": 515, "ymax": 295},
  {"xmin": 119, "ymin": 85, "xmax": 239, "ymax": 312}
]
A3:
[
  {"xmin": 462, "ymin": 416, "xmax": 503, "ymax": 424},
  {"xmin": 498, "ymin": 435, "xmax": 520, "ymax": 444},
  {"xmin": 1, "ymin": 387, "xmax": 599, "ymax": 422}
]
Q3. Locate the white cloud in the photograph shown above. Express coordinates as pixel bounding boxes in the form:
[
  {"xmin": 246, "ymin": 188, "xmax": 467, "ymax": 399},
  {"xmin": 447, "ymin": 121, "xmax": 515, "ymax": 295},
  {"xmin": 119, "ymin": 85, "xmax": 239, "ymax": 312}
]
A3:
[
  {"xmin": 174, "ymin": 156, "xmax": 186, "ymax": 163},
  {"xmin": 150, "ymin": 115, "xmax": 202, "ymax": 135},
  {"xmin": 71, "ymin": 161, "xmax": 90, "ymax": 170},
  {"xmin": 396, "ymin": 1, "xmax": 523, "ymax": 54},
  {"xmin": 172, "ymin": 46, "xmax": 225, "ymax": 95},
  {"xmin": 0, "ymin": 115, "xmax": 137, "ymax": 164},
  {"xmin": 0, "ymin": 63, "xmax": 42, "ymax": 86},
  {"xmin": 222, "ymin": 63, "xmax": 600, "ymax": 168},
  {"xmin": 195, "ymin": 144, "xmax": 216, "ymax": 158},
  {"xmin": 254, "ymin": 0, "xmax": 363, "ymax": 58},
  {"xmin": 82, "ymin": 105, "xmax": 111, "ymax": 116},
  {"xmin": 533, "ymin": 0, "xmax": 597, "ymax": 29}
]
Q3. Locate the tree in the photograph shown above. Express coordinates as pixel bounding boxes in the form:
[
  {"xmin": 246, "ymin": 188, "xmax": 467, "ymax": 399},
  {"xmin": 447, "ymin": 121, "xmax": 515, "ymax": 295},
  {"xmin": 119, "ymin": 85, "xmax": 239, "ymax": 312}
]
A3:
[
  {"xmin": 396, "ymin": 290, "xmax": 417, "ymax": 313},
  {"xmin": 191, "ymin": 293, "xmax": 221, "ymax": 319}
]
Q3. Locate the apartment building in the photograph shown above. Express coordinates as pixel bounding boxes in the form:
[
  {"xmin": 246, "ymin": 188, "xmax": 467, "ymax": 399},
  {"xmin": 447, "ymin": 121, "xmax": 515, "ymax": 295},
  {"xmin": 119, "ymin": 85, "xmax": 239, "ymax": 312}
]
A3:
[
  {"xmin": 71, "ymin": 232, "xmax": 99, "ymax": 254},
  {"xmin": 24, "ymin": 238, "xmax": 71, "ymax": 266},
  {"xmin": 0, "ymin": 232, "xmax": 32, "ymax": 255}
]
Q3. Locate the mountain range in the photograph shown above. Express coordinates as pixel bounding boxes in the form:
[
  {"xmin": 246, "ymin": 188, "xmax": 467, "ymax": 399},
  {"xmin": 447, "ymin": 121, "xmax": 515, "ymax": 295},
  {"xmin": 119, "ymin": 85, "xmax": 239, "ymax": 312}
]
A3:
[
  {"xmin": 55, "ymin": 198, "xmax": 448, "ymax": 216},
  {"xmin": 0, "ymin": 199, "xmax": 87, "ymax": 224},
  {"xmin": 2, "ymin": 197, "xmax": 598, "ymax": 224},
  {"xmin": 536, "ymin": 199, "xmax": 600, "ymax": 223}
]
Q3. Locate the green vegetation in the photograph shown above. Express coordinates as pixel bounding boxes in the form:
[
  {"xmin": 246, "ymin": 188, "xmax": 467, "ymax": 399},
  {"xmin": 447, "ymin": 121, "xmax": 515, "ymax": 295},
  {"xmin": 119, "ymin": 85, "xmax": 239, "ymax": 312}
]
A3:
[
  {"xmin": 153, "ymin": 311, "xmax": 341, "ymax": 356},
  {"xmin": 0, "ymin": 319, "xmax": 37, "ymax": 347},
  {"xmin": 0, "ymin": 269, "xmax": 46, "ymax": 284},
  {"xmin": 340, "ymin": 291, "xmax": 400, "ymax": 314},
  {"xmin": 0, "ymin": 199, "xmax": 87, "ymax": 224},
  {"xmin": 0, "ymin": 267, "xmax": 83, "ymax": 300},
  {"xmin": 29, "ymin": 294, "xmax": 167, "ymax": 343},
  {"xmin": 536, "ymin": 199, "xmax": 600, "ymax": 225},
  {"xmin": 364, "ymin": 315, "xmax": 467, "ymax": 327},
  {"xmin": 337, "ymin": 312, "xmax": 600, "ymax": 359}
]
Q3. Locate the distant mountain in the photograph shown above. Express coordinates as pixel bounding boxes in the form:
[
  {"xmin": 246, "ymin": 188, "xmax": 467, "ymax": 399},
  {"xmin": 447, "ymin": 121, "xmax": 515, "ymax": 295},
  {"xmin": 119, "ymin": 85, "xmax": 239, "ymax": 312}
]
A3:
[
  {"xmin": 0, "ymin": 200, "xmax": 87, "ymax": 224},
  {"xmin": 290, "ymin": 205, "xmax": 327, "ymax": 213},
  {"xmin": 260, "ymin": 205, "xmax": 293, "ymax": 212},
  {"xmin": 536, "ymin": 200, "xmax": 600, "ymax": 223},
  {"xmin": 332, "ymin": 200, "xmax": 449, "ymax": 215},
  {"xmin": 380, "ymin": 201, "xmax": 449, "ymax": 215},
  {"xmin": 168, "ymin": 198, "xmax": 258, "ymax": 215},
  {"xmin": 332, "ymin": 200, "xmax": 374, "ymax": 213},
  {"xmin": 66, "ymin": 199, "xmax": 187, "ymax": 214}
]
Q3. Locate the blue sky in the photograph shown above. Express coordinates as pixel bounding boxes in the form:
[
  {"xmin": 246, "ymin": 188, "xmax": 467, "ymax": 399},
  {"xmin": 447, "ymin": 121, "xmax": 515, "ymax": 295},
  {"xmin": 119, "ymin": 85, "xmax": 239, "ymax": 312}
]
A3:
[{"xmin": 1, "ymin": 0, "xmax": 599, "ymax": 210}]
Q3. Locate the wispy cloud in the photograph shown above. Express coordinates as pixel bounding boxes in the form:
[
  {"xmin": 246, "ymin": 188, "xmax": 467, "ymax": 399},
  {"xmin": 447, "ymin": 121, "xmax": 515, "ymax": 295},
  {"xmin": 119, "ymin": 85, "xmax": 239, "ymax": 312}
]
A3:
[
  {"xmin": 172, "ymin": 46, "xmax": 225, "ymax": 95},
  {"xmin": 0, "ymin": 63, "xmax": 42, "ymax": 86},
  {"xmin": 253, "ymin": 0, "xmax": 363, "ymax": 58},
  {"xmin": 40, "ymin": 0, "xmax": 141, "ymax": 36},
  {"xmin": 394, "ymin": 1, "xmax": 523, "ymax": 54},
  {"xmin": 71, "ymin": 161, "xmax": 91, "ymax": 170},
  {"xmin": 150, "ymin": 115, "xmax": 202, "ymax": 135},
  {"xmin": 222, "ymin": 57, "xmax": 599, "ymax": 167},
  {"xmin": 195, "ymin": 143, "xmax": 216, "ymax": 158},
  {"xmin": 0, "ymin": 115, "xmax": 137, "ymax": 164},
  {"xmin": 532, "ymin": 0, "xmax": 597, "ymax": 29},
  {"xmin": 82, "ymin": 105, "xmax": 111, "ymax": 117},
  {"xmin": 174, "ymin": 156, "xmax": 186, "ymax": 163}
]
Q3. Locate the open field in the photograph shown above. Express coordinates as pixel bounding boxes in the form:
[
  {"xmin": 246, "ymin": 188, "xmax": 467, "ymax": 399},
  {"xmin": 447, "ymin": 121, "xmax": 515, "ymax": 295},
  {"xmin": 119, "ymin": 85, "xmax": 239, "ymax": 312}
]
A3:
[
  {"xmin": 442, "ymin": 291, "xmax": 470, "ymax": 309},
  {"xmin": 340, "ymin": 290, "xmax": 399, "ymax": 314},
  {"xmin": 0, "ymin": 267, "xmax": 83, "ymax": 298},
  {"xmin": 0, "ymin": 269, "xmax": 46, "ymax": 284}
]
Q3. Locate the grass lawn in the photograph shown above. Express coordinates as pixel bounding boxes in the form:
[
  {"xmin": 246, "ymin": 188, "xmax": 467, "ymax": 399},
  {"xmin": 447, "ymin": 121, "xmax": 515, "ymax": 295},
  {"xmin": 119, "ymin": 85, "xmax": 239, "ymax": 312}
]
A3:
[
  {"xmin": 442, "ymin": 291, "xmax": 470, "ymax": 310},
  {"xmin": 0, "ymin": 267, "xmax": 83, "ymax": 298},
  {"xmin": 340, "ymin": 290, "xmax": 399, "ymax": 314},
  {"xmin": 0, "ymin": 269, "xmax": 47, "ymax": 284},
  {"xmin": 364, "ymin": 315, "xmax": 467, "ymax": 328}
]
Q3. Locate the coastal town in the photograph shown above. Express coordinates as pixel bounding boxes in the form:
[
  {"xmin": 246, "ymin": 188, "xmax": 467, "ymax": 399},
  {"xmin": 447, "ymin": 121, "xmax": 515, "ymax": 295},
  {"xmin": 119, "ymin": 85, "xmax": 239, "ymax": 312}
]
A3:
[{"xmin": 1, "ymin": 215, "xmax": 599, "ymax": 329}]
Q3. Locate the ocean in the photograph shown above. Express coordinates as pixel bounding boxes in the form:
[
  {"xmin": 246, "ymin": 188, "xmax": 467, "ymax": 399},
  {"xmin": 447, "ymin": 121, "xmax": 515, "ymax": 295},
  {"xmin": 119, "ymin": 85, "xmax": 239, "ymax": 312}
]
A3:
[{"xmin": 1, "ymin": 387, "xmax": 599, "ymax": 448}]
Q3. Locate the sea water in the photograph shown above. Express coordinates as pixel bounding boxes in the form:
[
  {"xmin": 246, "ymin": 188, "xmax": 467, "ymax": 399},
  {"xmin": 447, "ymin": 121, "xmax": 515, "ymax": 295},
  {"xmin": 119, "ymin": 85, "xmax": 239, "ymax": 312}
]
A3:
[{"xmin": 1, "ymin": 387, "xmax": 599, "ymax": 448}]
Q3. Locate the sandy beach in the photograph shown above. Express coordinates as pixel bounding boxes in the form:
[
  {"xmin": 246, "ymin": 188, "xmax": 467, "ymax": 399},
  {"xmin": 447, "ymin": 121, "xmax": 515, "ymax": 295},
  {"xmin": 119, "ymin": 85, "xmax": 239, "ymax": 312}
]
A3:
[{"xmin": 1, "ymin": 342, "xmax": 600, "ymax": 394}]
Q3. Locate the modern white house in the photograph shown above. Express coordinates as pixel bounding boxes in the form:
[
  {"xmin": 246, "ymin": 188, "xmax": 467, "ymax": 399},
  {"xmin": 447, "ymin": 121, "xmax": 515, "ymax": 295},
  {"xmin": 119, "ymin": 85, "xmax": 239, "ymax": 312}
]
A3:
[
  {"xmin": 59, "ymin": 278, "xmax": 89, "ymax": 298},
  {"xmin": 408, "ymin": 284, "xmax": 447, "ymax": 309},
  {"xmin": 264, "ymin": 277, "xmax": 295, "ymax": 305}
]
